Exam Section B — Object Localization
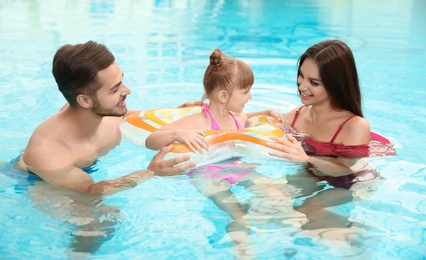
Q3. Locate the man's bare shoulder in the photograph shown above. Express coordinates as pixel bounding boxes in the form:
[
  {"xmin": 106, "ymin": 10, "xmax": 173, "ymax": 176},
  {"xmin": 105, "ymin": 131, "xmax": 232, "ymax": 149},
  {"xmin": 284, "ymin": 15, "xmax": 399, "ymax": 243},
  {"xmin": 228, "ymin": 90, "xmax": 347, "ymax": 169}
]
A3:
[
  {"xmin": 21, "ymin": 134, "xmax": 74, "ymax": 172},
  {"xmin": 17, "ymin": 113, "xmax": 74, "ymax": 171},
  {"xmin": 18, "ymin": 143, "xmax": 96, "ymax": 193},
  {"xmin": 102, "ymin": 115, "xmax": 123, "ymax": 129}
]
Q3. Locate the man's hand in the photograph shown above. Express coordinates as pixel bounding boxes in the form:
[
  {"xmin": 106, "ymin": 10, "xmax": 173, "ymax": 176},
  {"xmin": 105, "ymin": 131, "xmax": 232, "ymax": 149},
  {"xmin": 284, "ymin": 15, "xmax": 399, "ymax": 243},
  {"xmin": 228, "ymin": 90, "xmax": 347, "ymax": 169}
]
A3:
[{"xmin": 148, "ymin": 145, "xmax": 196, "ymax": 176}]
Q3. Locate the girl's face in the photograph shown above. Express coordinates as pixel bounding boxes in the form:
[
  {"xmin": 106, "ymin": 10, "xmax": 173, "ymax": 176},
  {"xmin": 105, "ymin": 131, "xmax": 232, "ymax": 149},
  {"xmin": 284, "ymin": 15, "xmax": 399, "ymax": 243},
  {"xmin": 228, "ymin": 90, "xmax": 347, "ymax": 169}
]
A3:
[
  {"xmin": 227, "ymin": 86, "xmax": 252, "ymax": 113},
  {"xmin": 297, "ymin": 58, "xmax": 329, "ymax": 106}
]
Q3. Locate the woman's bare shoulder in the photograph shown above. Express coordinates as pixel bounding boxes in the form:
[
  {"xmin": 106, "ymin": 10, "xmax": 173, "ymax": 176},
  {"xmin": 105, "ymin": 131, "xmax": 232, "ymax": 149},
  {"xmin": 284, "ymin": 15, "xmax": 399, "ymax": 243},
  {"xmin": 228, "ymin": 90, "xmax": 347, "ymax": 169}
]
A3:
[
  {"xmin": 284, "ymin": 106, "xmax": 305, "ymax": 121},
  {"xmin": 340, "ymin": 116, "xmax": 370, "ymax": 145}
]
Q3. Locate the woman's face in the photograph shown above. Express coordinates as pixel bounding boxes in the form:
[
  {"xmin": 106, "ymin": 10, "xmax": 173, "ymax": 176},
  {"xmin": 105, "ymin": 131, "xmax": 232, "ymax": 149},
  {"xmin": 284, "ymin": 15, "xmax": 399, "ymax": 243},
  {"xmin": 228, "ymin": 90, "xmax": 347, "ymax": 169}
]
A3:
[{"xmin": 297, "ymin": 58, "xmax": 329, "ymax": 106}]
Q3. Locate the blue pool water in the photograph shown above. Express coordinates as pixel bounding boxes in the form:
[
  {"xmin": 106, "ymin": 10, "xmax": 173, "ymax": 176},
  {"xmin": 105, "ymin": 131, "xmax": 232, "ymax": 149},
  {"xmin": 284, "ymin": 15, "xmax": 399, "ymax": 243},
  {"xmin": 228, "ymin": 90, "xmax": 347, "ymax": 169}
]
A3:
[{"xmin": 1, "ymin": 0, "xmax": 425, "ymax": 259}]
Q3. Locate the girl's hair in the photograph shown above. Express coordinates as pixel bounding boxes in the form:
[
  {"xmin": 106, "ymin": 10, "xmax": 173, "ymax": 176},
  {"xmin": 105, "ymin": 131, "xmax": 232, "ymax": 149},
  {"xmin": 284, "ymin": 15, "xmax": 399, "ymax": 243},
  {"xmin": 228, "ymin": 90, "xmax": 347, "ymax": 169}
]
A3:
[
  {"xmin": 298, "ymin": 39, "xmax": 363, "ymax": 117},
  {"xmin": 52, "ymin": 41, "xmax": 115, "ymax": 107},
  {"xmin": 202, "ymin": 49, "xmax": 253, "ymax": 100}
]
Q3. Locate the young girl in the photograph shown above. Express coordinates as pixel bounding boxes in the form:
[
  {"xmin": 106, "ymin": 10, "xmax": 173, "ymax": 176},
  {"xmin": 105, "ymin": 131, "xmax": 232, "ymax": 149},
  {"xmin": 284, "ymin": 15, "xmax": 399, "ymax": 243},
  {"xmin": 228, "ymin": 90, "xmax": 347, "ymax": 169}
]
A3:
[
  {"xmin": 145, "ymin": 48, "xmax": 279, "ymax": 152},
  {"xmin": 145, "ymin": 49, "xmax": 287, "ymax": 257}
]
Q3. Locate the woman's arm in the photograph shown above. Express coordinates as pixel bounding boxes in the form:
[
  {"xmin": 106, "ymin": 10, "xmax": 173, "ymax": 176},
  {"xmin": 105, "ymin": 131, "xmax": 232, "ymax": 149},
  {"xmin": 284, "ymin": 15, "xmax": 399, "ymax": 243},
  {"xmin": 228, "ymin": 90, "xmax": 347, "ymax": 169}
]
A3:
[
  {"xmin": 267, "ymin": 135, "xmax": 367, "ymax": 177},
  {"xmin": 21, "ymin": 143, "xmax": 194, "ymax": 195},
  {"xmin": 305, "ymin": 156, "xmax": 367, "ymax": 177}
]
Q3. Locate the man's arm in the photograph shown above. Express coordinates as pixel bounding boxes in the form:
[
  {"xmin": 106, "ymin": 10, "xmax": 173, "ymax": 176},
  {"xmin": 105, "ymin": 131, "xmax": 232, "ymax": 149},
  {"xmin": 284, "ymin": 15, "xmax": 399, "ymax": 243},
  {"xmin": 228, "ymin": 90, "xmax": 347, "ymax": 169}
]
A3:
[
  {"xmin": 28, "ymin": 164, "xmax": 155, "ymax": 195},
  {"xmin": 22, "ymin": 143, "xmax": 195, "ymax": 195}
]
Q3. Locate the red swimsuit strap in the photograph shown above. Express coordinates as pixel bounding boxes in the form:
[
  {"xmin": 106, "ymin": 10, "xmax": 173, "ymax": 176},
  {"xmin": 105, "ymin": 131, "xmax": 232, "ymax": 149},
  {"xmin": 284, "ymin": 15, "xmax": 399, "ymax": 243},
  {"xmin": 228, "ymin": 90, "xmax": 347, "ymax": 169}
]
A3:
[
  {"xmin": 329, "ymin": 115, "xmax": 358, "ymax": 143},
  {"xmin": 291, "ymin": 107, "xmax": 359, "ymax": 144},
  {"xmin": 291, "ymin": 106, "xmax": 305, "ymax": 127}
]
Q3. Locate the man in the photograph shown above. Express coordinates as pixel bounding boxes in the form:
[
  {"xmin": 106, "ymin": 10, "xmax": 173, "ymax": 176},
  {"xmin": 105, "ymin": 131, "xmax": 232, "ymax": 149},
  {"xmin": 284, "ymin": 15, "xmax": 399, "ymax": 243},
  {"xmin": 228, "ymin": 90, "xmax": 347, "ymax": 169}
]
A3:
[{"xmin": 15, "ymin": 40, "xmax": 195, "ymax": 194}]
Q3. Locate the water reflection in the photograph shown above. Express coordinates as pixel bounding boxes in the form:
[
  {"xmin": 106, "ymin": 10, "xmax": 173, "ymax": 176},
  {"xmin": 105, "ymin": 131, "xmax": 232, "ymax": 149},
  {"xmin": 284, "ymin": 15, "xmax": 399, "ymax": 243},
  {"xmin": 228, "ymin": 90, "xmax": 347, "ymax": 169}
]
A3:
[
  {"xmin": 0, "ymin": 0, "xmax": 425, "ymax": 258},
  {"xmin": 189, "ymin": 159, "xmax": 306, "ymax": 258},
  {"xmin": 288, "ymin": 164, "xmax": 384, "ymax": 230},
  {"xmin": 29, "ymin": 181, "xmax": 120, "ymax": 255},
  {"xmin": 187, "ymin": 157, "xmax": 389, "ymax": 258}
]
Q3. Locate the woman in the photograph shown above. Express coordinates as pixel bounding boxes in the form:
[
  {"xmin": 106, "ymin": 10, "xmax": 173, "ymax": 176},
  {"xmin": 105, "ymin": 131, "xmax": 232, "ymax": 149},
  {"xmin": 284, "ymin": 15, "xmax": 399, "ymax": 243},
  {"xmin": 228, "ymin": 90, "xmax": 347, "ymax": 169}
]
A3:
[
  {"xmin": 267, "ymin": 39, "xmax": 388, "ymax": 229},
  {"xmin": 269, "ymin": 39, "xmax": 371, "ymax": 173}
]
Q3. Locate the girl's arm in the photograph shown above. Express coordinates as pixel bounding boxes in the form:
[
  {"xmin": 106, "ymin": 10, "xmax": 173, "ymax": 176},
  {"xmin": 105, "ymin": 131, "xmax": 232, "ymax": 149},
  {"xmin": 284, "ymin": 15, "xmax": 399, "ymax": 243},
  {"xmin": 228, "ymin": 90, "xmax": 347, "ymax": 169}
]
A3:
[
  {"xmin": 145, "ymin": 129, "xmax": 208, "ymax": 152},
  {"xmin": 145, "ymin": 115, "xmax": 210, "ymax": 152},
  {"xmin": 246, "ymin": 109, "xmax": 282, "ymax": 120}
]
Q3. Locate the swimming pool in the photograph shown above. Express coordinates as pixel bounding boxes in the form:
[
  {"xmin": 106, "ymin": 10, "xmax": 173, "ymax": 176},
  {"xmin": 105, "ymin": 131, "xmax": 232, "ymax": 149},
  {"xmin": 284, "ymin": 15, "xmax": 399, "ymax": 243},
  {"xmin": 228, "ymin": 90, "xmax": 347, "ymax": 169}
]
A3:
[{"xmin": 1, "ymin": 0, "xmax": 425, "ymax": 259}]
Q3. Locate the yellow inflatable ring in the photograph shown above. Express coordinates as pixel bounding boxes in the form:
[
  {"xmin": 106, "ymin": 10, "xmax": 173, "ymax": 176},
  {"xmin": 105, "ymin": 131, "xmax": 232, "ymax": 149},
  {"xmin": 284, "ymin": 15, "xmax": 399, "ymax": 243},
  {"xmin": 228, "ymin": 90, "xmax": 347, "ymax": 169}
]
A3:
[{"xmin": 119, "ymin": 106, "xmax": 285, "ymax": 166}]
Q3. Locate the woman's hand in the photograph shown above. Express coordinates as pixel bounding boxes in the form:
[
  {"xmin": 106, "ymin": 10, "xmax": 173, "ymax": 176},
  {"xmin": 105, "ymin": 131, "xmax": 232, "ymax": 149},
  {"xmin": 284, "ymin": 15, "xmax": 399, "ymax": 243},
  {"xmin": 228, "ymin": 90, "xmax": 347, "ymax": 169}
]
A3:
[
  {"xmin": 267, "ymin": 110, "xmax": 294, "ymax": 134},
  {"xmin": 267, "ymin": 135, "xmax": 310, "ymax": 163},
  {"xmin": 175, "ymin": 130, "xmax": 210, "ymax": 153}
]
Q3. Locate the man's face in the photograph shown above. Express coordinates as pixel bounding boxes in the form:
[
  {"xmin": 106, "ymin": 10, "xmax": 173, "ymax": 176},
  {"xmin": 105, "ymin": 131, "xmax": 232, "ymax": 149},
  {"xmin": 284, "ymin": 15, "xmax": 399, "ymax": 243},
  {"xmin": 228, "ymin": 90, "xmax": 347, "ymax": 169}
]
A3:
[{"xmin": 91, "ymin": 61, "xmax": 131, "ymax": 117}]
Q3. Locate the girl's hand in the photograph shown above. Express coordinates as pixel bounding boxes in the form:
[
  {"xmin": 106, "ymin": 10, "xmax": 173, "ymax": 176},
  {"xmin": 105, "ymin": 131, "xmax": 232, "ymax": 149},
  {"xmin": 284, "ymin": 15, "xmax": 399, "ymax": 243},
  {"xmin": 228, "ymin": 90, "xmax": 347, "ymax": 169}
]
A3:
[
  {"xmin": 278, "ymin": 114, "xmax": 292, "ymax": 134},
  {"xmin": 178, "ymin": 101, "xmax": 203, "ymax": 108},
  {"xmin": 267, "ymin": 135, "xmax": 309, "ymax": 163},
  {"xmin": 268, "ymin": 110, "xmax": 283, "ymax": 121},
  {"xmin": 268, "ymin": 110, "xmax": 293, "ymax": 133},
  {"xmin": 176, "ymin": 130, "xmax": 210, "ymax": 153}
]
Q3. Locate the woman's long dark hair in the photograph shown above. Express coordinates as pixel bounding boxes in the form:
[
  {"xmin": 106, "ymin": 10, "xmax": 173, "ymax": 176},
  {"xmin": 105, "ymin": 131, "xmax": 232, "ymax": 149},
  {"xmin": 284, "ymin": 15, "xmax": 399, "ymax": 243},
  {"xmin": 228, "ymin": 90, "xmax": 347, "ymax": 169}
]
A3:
[{"xmin": 298, "ymin": 40, "xmax": 363, "ymax": 117}]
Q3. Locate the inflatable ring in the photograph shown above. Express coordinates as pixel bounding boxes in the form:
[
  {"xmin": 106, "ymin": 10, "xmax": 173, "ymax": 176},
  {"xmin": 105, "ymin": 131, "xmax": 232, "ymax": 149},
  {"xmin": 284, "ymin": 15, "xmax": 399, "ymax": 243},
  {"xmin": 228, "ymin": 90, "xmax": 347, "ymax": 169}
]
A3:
[{"xmin": 119, "ymin": 106, "xmax": 285, "ymax": 166}]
